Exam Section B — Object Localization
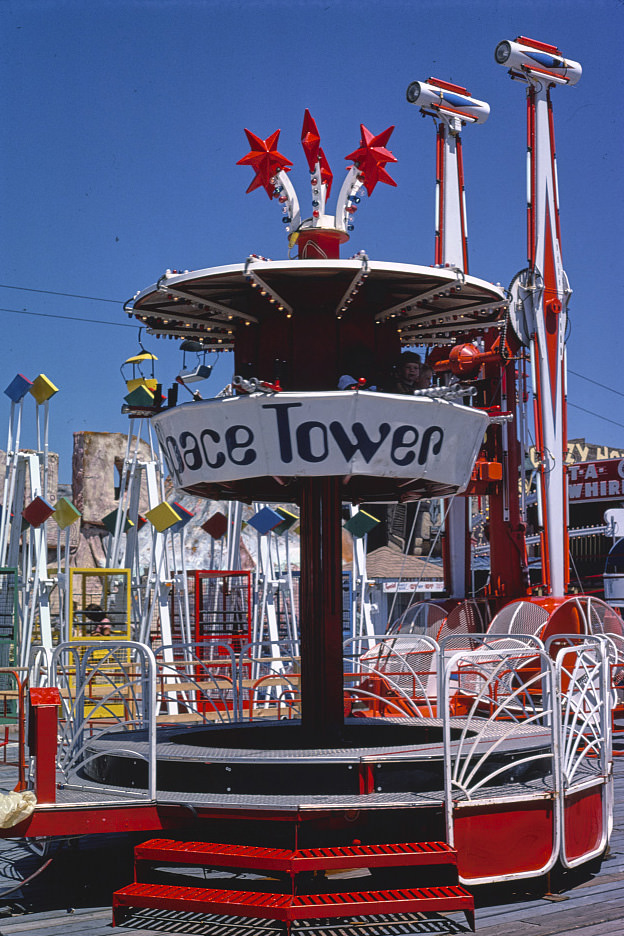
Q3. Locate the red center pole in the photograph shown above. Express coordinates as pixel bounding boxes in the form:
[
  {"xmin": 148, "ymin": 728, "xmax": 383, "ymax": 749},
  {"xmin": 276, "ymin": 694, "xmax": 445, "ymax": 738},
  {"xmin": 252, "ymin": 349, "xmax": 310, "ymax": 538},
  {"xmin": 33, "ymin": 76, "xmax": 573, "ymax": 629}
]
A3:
[{"xmin": 299, "ymin": 477, "xmax": 345, "ymax": 740}]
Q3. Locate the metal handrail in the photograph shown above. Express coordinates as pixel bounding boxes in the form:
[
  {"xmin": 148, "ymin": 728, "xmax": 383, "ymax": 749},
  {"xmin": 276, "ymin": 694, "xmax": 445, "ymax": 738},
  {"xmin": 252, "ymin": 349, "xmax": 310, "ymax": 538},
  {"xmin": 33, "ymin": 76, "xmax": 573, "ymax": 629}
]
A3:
[{"xmin": 0, "ymin": 667, "xmax": 29, "ymax": 791}]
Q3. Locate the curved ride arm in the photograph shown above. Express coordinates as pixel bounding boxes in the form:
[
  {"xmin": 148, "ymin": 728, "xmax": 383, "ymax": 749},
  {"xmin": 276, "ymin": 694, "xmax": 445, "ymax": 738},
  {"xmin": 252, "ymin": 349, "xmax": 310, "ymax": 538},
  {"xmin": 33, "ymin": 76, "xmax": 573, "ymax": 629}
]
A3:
[{"xmin": 334, "ymin": 165, "xmax": 365, "ymax": 234}]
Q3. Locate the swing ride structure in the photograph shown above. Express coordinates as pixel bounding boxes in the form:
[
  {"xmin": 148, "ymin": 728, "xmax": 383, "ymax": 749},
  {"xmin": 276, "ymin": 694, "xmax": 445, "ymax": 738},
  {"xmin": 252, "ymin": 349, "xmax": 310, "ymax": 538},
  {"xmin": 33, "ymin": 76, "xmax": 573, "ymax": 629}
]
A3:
[{"xmin": 0, "ymin": 35, "xmax": 621, "ymax": 935}]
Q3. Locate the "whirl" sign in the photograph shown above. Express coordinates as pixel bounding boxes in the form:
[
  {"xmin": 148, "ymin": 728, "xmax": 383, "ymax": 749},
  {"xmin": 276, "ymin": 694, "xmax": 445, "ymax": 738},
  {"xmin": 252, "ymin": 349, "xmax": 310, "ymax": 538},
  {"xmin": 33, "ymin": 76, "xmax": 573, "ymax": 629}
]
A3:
[{"xmin": 568, "ymin": 458, "xmax": 624, "ymax": 504}]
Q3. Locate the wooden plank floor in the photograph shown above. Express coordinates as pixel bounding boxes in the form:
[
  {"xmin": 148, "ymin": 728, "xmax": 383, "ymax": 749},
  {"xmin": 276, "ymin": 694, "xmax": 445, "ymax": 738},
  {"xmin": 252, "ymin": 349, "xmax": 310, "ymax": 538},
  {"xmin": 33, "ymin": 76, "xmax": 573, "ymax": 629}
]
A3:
[{"xmin": 0, "ymin": 756, "xmax": 622, "ymax": 934}]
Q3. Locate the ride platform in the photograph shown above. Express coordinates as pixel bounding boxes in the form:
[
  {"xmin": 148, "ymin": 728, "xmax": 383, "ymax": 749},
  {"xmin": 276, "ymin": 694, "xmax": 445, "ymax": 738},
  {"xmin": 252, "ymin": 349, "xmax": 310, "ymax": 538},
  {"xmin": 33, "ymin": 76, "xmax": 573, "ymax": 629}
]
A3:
[{"xmin": 0, "ymin": 746, "xmax": 623, "ymax": 935}]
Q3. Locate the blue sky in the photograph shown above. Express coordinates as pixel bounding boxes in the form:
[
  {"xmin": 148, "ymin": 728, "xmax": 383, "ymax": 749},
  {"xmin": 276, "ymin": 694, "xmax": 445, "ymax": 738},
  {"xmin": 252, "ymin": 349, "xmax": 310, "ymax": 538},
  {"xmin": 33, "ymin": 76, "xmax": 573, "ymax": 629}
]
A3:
[{"xmin": 1, "ymin": 0, "xmax": 622, "ymax": 480}]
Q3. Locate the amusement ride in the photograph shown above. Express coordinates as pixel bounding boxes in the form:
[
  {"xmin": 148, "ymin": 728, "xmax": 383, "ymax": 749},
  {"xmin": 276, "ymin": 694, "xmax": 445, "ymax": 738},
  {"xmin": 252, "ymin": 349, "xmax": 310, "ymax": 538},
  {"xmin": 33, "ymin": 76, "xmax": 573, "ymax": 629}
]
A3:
[{"xmin": 0, "ymin": 34, "xmax": 622, "ymax": 935}]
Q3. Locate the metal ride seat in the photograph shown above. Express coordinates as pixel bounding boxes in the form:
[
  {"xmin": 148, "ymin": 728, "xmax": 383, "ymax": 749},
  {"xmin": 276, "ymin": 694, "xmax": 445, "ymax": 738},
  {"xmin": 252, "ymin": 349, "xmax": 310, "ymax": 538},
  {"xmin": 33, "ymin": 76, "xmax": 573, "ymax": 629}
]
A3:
[
  {"xmin": 352, "ymin": 601, "xmax": 488, "ymax": 718},
  {"xmin": 486, "ymin": 600, "xmax": 550, "ymax": 637},
  {"xmin": 579, "ymin": 597, "xmax": 624, "ymax": 753},
  {"xmin": 448, "ymin": 638, "xmax": 545, "ymax": 719},
  {"xmin": 481, "ymin": 597, "xmax": 624, "ymax": 731},
  {"xmin": 435, "ymin": 599, "xmax": 485, "ymax": 643},
  {"xmin": 477, "ymin": 601, "xmax": 578, "ymax": 713},
  {"xmin": 386, "ymin": 601, "xmax": 447, "ymax": 638},
  {"xmin": 355, "ymin": 635, "xmax": 438, "ymax": 718}
]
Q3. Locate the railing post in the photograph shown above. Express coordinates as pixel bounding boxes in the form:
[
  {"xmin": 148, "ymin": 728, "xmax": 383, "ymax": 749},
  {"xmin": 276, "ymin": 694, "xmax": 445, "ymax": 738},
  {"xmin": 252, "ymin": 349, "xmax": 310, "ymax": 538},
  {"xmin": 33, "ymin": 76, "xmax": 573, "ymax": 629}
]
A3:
[
  {"xmin": 28, "ymin": 687, "xmax": 61, "ymax": 803},
  {"xmin": 17, "ymin": 670, "xmax": 28, "ymax": 791}
]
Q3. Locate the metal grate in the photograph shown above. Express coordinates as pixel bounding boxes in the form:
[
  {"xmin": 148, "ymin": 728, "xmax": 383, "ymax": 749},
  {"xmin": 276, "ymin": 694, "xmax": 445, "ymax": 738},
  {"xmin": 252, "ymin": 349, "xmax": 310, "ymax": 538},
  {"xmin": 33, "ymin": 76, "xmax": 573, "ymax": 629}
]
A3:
[
  {"xmin": 195, "ymin": 572, "xmax": 252, "ymax": 649},
  {"xmin": 0, "ymin": 569, "xmax": 17, "ymax": 706},
  {"xmin": 387, "ymin": 603, "xmax": 446, "ymax": 637},
  {"xmin": 0, "ymin": 569, "xmax": 16, "ymax": 672},
  {"xmin": 486, "ymin": 600, "xmax": 549, "ymax": 637},
  {"xmin": 436, "ymin": 601, "xmax": 484, "ymax": 642},
  {"xmin": 359, "ymin": 638, "xmax": 436, "ymax": 703},
  {"xmin": 585, "ymin": 597, "xmax": 624, "ymax": 639},
  {"xmin": 113, "ymin": 882, "xmax": 474, "ymax": 924},
  {"xmin": 135, "ymin": 840, "xmax": 457, "ymax": 872}
]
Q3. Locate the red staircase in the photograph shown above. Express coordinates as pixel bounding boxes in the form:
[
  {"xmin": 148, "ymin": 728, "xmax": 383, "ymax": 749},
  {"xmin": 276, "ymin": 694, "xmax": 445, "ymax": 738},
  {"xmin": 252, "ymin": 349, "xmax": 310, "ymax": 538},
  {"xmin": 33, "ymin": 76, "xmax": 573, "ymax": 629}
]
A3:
[{"xmin": 113, "ymin": 838, "xmax": 475, "ymax": 932}]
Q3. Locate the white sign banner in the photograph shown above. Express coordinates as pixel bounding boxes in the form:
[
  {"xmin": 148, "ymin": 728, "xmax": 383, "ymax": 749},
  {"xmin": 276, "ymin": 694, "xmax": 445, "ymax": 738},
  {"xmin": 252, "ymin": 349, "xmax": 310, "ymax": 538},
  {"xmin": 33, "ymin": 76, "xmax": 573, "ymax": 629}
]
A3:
[
  {"xmin": 153, "ymin": 390, "xmax": 489, "ymax": 491},
  {"xmin": 383, "ymin": 580, "xmax": 445, "ymax": 593}
]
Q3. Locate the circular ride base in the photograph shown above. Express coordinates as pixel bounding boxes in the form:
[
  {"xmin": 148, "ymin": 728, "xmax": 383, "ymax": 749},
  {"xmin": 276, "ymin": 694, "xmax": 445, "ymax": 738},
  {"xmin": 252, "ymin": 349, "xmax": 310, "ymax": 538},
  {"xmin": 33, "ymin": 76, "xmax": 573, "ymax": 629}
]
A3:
[
  {"xmin": 82, "ymin": 717, "xmax": 558, "ymax": 880},
  {"xmin": 84, "ymin": 718, "xmax": 552, "ymax": 799}
]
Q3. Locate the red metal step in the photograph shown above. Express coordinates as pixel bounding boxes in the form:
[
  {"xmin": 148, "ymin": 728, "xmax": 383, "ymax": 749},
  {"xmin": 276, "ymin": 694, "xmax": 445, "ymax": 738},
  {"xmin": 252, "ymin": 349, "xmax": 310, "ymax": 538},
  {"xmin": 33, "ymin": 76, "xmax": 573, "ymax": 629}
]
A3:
[
  {"xmin": 134, "ymin": 839, "xmax": 458, "ymax": 873},
  {"xmin": 113, "ymin": 882, "xmax": 475, "ymax": 930}
]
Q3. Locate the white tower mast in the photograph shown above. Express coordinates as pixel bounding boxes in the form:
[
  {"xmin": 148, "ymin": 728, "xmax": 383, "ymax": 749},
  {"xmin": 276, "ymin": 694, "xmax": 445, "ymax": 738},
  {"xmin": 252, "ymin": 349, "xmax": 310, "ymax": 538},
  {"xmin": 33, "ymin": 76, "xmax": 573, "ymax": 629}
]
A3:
[
  {"xmin": 497, "ymin": 36, "xmax": 581, "ymax": 595},
  {"xmin": 406, "ymin": 78, "xmax": 489, "ymax": 598}
]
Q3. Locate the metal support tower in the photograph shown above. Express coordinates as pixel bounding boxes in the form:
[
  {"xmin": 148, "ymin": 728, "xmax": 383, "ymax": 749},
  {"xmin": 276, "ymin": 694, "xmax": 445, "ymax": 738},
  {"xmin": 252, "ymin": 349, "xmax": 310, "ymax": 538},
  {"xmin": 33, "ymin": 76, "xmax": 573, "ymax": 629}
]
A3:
[
  {"xmin": 497, "ymin": 36, "xmax": 581, "ymax": 595},
  {"xmin": 406, "ymin": 77, "xmax": 489, "ymax": 599},
  {"xmin": 349, "ymin": 505, "xmax": 376, "ymax": 651},
  {"xmin": 0, "ymin": 384, "xmax": 57, "ymax": 670},
  {"xmin": 107, "ymin": 418, "xmax": 191, "ymax": 649}
]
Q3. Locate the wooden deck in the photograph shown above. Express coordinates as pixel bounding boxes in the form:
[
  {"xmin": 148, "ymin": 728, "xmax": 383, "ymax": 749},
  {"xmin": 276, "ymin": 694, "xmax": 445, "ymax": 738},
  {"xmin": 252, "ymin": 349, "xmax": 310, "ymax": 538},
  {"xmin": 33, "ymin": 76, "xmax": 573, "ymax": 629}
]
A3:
[{"xmin": 0, "ymin": 753, "xmax": 622, "ymax": 934}]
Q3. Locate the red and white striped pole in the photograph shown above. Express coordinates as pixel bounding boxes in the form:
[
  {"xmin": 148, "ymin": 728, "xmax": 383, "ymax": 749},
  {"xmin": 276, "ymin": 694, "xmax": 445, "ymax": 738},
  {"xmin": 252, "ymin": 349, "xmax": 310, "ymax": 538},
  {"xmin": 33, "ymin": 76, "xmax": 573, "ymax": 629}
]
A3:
[
  {"xmin": 497, "ymin": 36, "xmax": 581, "ymax": 595},
  {"xmin": 407, "ymin": 77, "xmax": 489, "ymax": 598}
]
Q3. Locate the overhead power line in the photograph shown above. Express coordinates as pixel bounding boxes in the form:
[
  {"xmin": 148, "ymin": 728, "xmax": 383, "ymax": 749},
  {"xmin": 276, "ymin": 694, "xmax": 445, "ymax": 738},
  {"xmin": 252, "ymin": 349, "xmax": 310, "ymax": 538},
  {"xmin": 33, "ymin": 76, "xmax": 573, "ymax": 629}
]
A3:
[
  {"xmin": 0, "ymin": 285, "xmax": 620, "ymax": 409},
  {"xmin": 0, "ymin": 283, "xmax": 122, "ymax": 304},
  {"xmin": 0, "ymin": 306, "xmax": 138, "ymax": 329},
  {"xmin": 568, "ymin": 402, "xmax": 624, "ymax": 431},
  {"xmin": 568, "ymin": 368, "xmax": 624, "ymax": 400},
  {"xmin": 568, "ymin": 367, "xmax": 624, "ymax": 396}
]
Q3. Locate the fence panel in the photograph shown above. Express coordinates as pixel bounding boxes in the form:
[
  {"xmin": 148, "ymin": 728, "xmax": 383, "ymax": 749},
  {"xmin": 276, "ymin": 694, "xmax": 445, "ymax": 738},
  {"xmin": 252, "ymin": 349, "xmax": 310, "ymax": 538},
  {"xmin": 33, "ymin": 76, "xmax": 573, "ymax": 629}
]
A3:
[{"xmin": 50, "ymin": 640, "xmax": 156, "ymax": 801}]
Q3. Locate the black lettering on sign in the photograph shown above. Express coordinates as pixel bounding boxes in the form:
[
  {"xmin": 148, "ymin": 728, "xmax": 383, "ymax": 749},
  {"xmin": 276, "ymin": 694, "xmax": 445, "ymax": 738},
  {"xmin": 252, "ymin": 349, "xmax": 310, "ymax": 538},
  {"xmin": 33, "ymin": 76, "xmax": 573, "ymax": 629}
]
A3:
[
  {"xmin": 180, "ymin": 432, "xmax": 202, "ymax": 471},
  {"xmin": 419, "ymin": 427, "xmax": 444, "ymax": 465},
  {"xmin": 225, "ymin": 425, "xmax": 256, "ymax": 466},
  {"xmin": 390, "ymin": 426, "xmax": 419, "ymax": 466},
  {"xmin": 329, "ymin": 421, "xmax": 391, "ymax": 462},
  {"xmin": 165, "ymin": 436, "xmax": 184, "ymax": 483},
  {"xmin": 161, "ymin": 407, "xmax": 447, "ymax": 480},
  {"xmin": 200, "ymin": 429, "xmax": 225, "ymax": 469},
  {"xmin": 296, "ymin": 421, "xmax": 329, "ymax": 462},
  {"xmin": 262, "ymin": 402, "xmax": 302, "ymax": 463}
]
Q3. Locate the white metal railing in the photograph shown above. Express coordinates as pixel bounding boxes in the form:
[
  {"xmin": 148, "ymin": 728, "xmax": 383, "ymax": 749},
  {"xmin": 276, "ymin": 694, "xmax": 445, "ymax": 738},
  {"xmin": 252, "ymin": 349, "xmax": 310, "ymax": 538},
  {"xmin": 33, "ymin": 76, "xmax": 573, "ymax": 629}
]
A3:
[
  {"xmin": 36, "ymin": 632, "xmax": 613, "ymax": 871},
  {"xmin": 50, "ymin": 641, "xmax": 157, "ymax": 801},
  {"xmin": 551, "ymin": 637, "xmax": 612, "ymax": 868},
  {"xmin": 437, "ymin": 633, "xmax": 545, "ymax": 717},
  {"xmin": 344, "ymin": 634, "xmax": 438, "ymax": 718},
  {"xmin": 28, "ymin": 644, "xmax": 52, "ymax": 688},
  {"xmin": 441, "ymin": 644, "xmax": 560, "ymax": 883},
  {"xmin": 155, "ymin": 642, "xmax": 238, "ymax": 724},
  {"xmin": 237, "ymin": 639, "xmax": 301, "ymax": 721},
  {"xmin": 440, "ymin": 637, "xmax": 612, "ymax": 882}
]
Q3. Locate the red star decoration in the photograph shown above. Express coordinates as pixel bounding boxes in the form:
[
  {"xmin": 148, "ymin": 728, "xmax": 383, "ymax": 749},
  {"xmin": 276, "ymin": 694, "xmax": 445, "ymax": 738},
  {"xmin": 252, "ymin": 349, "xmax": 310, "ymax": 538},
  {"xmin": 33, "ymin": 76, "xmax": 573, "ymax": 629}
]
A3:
[
  {"xmin": 237, "ymin": 129, "xmax": 293, "ymax": 199},
  {"xmin": 301, "ymin": 109, "xmax": 321, "ymax": 170},
  {"xmin": 301, "ymin": 111, "xmax": 334, "ymax": 199},
  {"xmin": 318, "ymin": 148, "xmax": 333, "ymax": 199},
  {"xmin": 345, "ymin": 124, "xmax": 397, "ymax": 195}
]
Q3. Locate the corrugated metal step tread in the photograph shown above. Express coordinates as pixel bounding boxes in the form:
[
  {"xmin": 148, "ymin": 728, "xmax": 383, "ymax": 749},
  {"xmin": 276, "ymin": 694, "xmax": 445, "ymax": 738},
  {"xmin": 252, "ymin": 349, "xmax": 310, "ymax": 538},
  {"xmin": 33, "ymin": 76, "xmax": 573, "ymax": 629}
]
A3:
[
  {"xmin": 134, "ymin": 838, "xmax": 458, "ymax": 872},
  {"xmin": 113, "ymin": 881, "xmax": 475, "ymax": 929}
]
